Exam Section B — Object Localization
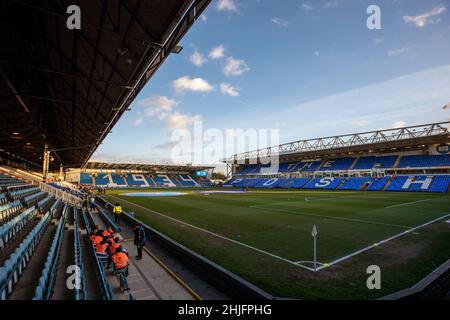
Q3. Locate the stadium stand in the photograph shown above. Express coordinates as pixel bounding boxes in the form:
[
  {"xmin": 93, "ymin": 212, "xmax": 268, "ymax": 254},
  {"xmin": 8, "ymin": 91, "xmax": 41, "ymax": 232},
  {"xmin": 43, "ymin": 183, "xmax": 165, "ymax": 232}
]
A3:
[
  {"xmin": 397, "ymin": 154, "xmax": 450, "ymax": 168},
  {"xmin": 352, "ymin": 156, "xmax": 398, "ymax": 170},
  {"xmin": 339, "ymin": 177, "xmax": 375, "ymax": 190},
  {"xmin": 303, "ymin": 177, "xmax": 346, "ymax": 190},
  {"xmin": 80, "ymin": 173, "xmax": 93, "ymax": 185},
  {"xmin": 111, "ymin": 174, "xmax": 126, "ymax": 186},
  {"xmin": 319, "ymin": 158, "xmax": 354, "ymax": 171},
  {"xmin": 78, "ymin": 172, "xmax": 208, "ymax": 188},
  {"xmin": 0, "ymin": 170, "xmax": 120, "ymax": 300},
  {"xmin": 126, "ymin": 174, "xmax": 148, "ymax": 187},
  {"xmin": 366, "ymin": 177, "xmax": 391, "ymax": 191},
  {"xmin": 224, "ymin": 174, "xmax": 450, "ymax": 193},
  {"xmin": 225, "ymin": 151, "xmax": 450, "ymax": 193}
]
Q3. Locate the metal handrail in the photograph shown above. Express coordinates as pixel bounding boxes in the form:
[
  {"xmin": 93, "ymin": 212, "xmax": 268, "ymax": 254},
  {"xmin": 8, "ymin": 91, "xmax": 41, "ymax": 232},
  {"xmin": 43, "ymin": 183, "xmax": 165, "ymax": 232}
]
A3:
[{"xmin": 39, "ymin": 182, "xmax": 81, "ymax": 209}]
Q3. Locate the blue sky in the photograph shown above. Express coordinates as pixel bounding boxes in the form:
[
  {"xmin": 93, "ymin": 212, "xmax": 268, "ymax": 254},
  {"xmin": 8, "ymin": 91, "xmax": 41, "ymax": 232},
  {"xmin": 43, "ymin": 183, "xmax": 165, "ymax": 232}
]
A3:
[{"xmin": 92, "ymin": 0, "xmax": 450, "ymax": 171}]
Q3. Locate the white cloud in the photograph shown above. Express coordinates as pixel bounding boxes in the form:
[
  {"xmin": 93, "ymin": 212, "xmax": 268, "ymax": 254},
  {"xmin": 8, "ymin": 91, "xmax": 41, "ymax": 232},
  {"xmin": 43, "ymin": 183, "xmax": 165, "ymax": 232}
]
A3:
[
  {"xmin": 223, "ymin": 57, "xmax": 250, "ymax": 76},
  {"xmin": 140, "ymin": 95, "xmax": 178, "ymax": 115},
  {"xmin": 392, "ymin": 120, "xmax": 406, "ymax": 128},
  {"xmin": 373, "ymin": 37, "xmax": 384, "ymax": 45},
  {"xmin": 324, "ymin": 1, "xmax": 343, "ymax": 9},
  {"xmin": 217, "ymin": 0, "xmax": 237, "ymax": 12},
  {"xmin": 387, "ymin": 47, "xmax": 409, "ymax": 56},
  {"xmin": 352, "ymin": 119, "xmax": 369, "ymax": 127},
  {"xmin": 131, "ymin": 117, "xmax": 143, "ymax": 127},
  {"xmin": 154, "ymin": 141, "xmax": 180, "ymax": 150},
  {"xmin": 137, "ymin": 95, "xmax": 201, "ymax": 129},
  {"xmin": 314, "ymin": 51, "xmax": 320, "ymax": 57},
  {"xmin": 189, "ymin": 50, "xmax": 207, "ymax": 67},
  {"xmin": 164, "ymin": 112, "xmax": 202, "ymax": 129},
  {"xmin": 220, "ymin": 83, "xmax": 240, "ymax": 97},
  {"xmin": 200, "ymin": 14, "xmax": 207, "ymax": 22},
  {"xmin": 301, "ymin": 3, "xmax": 314, "ymax": 11},
  {"xmin": 403, "ymin": 6, "xmax": 446, "ymax": 28},
  {"xmin": 271, "ymin": 18, "xmax": 289, "ymax": 27},
  {"xmin": 209, "ymin": 45, "xmax": 225, "ymax": 59},
  {"xmin": 172, "ymin": 76, "xmax": 214, "ymax": 93}
]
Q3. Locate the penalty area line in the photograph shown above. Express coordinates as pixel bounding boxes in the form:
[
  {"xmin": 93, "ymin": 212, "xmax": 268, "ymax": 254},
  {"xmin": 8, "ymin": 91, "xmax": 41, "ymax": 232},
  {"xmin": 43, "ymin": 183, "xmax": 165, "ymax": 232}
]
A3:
[
  {"xmin": 107, "ymin": 195, "xmax": 316, "ymax": 272},
  {"xmin": 316, "ymin": 213, "xmax": 450, "ymax": 271}
]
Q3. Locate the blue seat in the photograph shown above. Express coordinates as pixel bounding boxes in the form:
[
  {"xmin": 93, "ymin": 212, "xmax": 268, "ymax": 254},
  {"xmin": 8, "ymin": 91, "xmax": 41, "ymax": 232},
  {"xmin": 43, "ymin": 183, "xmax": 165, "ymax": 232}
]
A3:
[
  {"xmin": 303, "ymin": 177, "xmax": 345, "ymax": 189},
  {"xmin": 397, "ymin": 155, "xmax": 450, "ymax": 168},
  {"xmin": 339, "ymin": 177, "xmax": 374, "ymax": 190},
  {"xmin": 353, "ymin": 156, "xmax": 398, "ymax": 170}
]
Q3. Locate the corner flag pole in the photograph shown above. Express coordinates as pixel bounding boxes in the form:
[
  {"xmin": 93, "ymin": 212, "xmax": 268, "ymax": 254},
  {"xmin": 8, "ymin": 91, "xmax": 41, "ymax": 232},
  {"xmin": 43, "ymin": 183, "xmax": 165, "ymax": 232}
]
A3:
[{"xmin": 312, "ymin": 225, "xmax": 318, "ymax": 272}]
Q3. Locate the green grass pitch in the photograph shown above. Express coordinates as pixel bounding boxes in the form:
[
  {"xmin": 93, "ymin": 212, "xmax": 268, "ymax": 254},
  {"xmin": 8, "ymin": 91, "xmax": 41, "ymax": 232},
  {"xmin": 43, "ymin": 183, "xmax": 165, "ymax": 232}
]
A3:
[{"xmin": 102, "ymin": 188, "xmax": 450, "ymax": 299}]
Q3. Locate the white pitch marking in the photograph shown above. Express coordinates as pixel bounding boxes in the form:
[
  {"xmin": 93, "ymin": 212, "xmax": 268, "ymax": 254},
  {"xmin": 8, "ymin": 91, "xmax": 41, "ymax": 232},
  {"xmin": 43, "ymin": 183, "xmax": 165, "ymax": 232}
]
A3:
[
  {"xmin": 385, "ymin": 199, "xmax": 432, "ymax": 209},
  {"xmin": 107, "ymin": 195, "xmax": 314, "ymax": 272}
]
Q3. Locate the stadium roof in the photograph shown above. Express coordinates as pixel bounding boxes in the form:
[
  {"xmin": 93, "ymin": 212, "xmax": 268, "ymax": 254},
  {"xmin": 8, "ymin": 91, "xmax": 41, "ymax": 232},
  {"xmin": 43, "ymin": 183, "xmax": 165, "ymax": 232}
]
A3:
[
  {"xmin": 84, "ymin": 161, "xmax": 214, "ymax": 173},
  {"xmin": 0, "ymin": 0, "xmax": 211, "ymax": 170},
  {"xmin": 223, "ymin": 122, "xmax": 450, "ymax": 164}
]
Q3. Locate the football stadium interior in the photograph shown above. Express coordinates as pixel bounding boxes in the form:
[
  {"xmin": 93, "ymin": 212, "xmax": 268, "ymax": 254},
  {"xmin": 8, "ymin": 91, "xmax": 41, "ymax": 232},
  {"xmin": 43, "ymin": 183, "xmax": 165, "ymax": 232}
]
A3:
[{"xmin": 1, "ymin": 0, "xmax": 450, "ymax": 303}]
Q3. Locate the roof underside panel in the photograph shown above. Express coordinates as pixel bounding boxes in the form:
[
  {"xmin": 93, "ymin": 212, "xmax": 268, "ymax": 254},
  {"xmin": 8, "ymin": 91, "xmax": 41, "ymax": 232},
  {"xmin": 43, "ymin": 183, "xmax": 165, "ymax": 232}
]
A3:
[{"xmin": 0, "ymin": 0, "xmax": 211, "ymax": 169}]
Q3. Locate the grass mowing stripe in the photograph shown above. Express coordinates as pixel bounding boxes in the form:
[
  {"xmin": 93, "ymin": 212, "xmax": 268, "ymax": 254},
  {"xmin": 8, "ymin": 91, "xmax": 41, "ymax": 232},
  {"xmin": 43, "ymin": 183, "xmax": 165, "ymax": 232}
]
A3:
[
  {"xmin": 108, "ymin": 195, "xmax": 317, "ymax": 272},
  {"xmin": 250, "ymin": 204, "xmax": 412, "ymax": 229}
]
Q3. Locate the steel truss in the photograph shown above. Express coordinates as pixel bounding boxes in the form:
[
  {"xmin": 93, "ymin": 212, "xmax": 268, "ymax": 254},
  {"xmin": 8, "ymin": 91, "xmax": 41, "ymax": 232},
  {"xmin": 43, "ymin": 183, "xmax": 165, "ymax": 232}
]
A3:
[{"xmin": 222, "ymin": 122, "xmax": 450, "ymax": 164}]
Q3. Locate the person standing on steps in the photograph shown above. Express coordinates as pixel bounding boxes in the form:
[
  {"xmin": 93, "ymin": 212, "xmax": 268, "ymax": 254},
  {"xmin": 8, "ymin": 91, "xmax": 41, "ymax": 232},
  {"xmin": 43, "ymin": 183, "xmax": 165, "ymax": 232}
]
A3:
[
  {"xmin": 89, "ymin": 195, "xmax": 96, "ymax": 212},
  {"xmin": 133, "ymin": 224, "xmax": 146, "ymax": 260},
  {"xmin": 113, "ymin": 203, "xmax": 122, "ymax": 225}
]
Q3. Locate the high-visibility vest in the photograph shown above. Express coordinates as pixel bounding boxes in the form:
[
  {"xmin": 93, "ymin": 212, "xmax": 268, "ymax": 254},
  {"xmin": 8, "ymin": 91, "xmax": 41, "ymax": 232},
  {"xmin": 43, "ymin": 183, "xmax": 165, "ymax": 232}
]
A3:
[
  {"xmin": 112, "ymin": 252, "xmax": 129, "ymax": 269},
  {"xmin": 102, "ymin": 230, "xmax": 111, "ymax": 237},
  {"xmin": 96, "ymin": 243, "xmax": 108, "ymax": 254},
  {"xmin": 109, "ymin": 242, "xmax": 120, "ymax": 255},
  {"xmin": 113, "ymin": 206, "xmax": 122, "ymax": 214},
  {"xmin": 91, "ymin": 235, "xmax": 103, "ymax": 248}
]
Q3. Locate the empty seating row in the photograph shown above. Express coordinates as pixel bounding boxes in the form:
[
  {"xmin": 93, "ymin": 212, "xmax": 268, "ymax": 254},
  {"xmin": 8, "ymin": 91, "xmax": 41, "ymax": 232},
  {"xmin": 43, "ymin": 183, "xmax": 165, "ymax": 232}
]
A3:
[
  {"xmin": 338, "ymin": 177, "xmax": 375, "ymax": 190},
  {"xmin": 352, "ymin": 156, "xmax": 398, "ymax": 170},
  {"xmin": 366, "ymin": 177, "xmax": 391, "ymax": 191},
  {"xmin": 0, "ymin": 207, "xmax": 37, "ymax": 249},
  {"xmin": 0, "ymin": 204, "xmax": 54, "ymax": 299},
  {"xmin": 23, "ymin": 191, "xmax": 47, "ymax": 207},
  {"xmin": 33, "ymin": 203, "xmax": 69, "ymax": 300},
  {"xmin": 398, "ymin": 154, "xmax": 450, "ymax": 168},
  {"xmin": 0, "ymin": 193, "xmax": 7, "ymax": 205},
  {"xmin": 0, "ymin": 200, "xmax": 24, "ymax": 225},
  {"xmin": 73, "ymin": 209, "xmax": 87, "ymax": 300},
  {"xmin": 304, "ymin": 177, "xmax": 346, "ymax": 189},
  {"xmin": 37, "ymin": 196, "xmax": 54, "ymax": 212},
  {"xmin": 9, "ymin": 187, "xmax": 40, "ymax": 201}
]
